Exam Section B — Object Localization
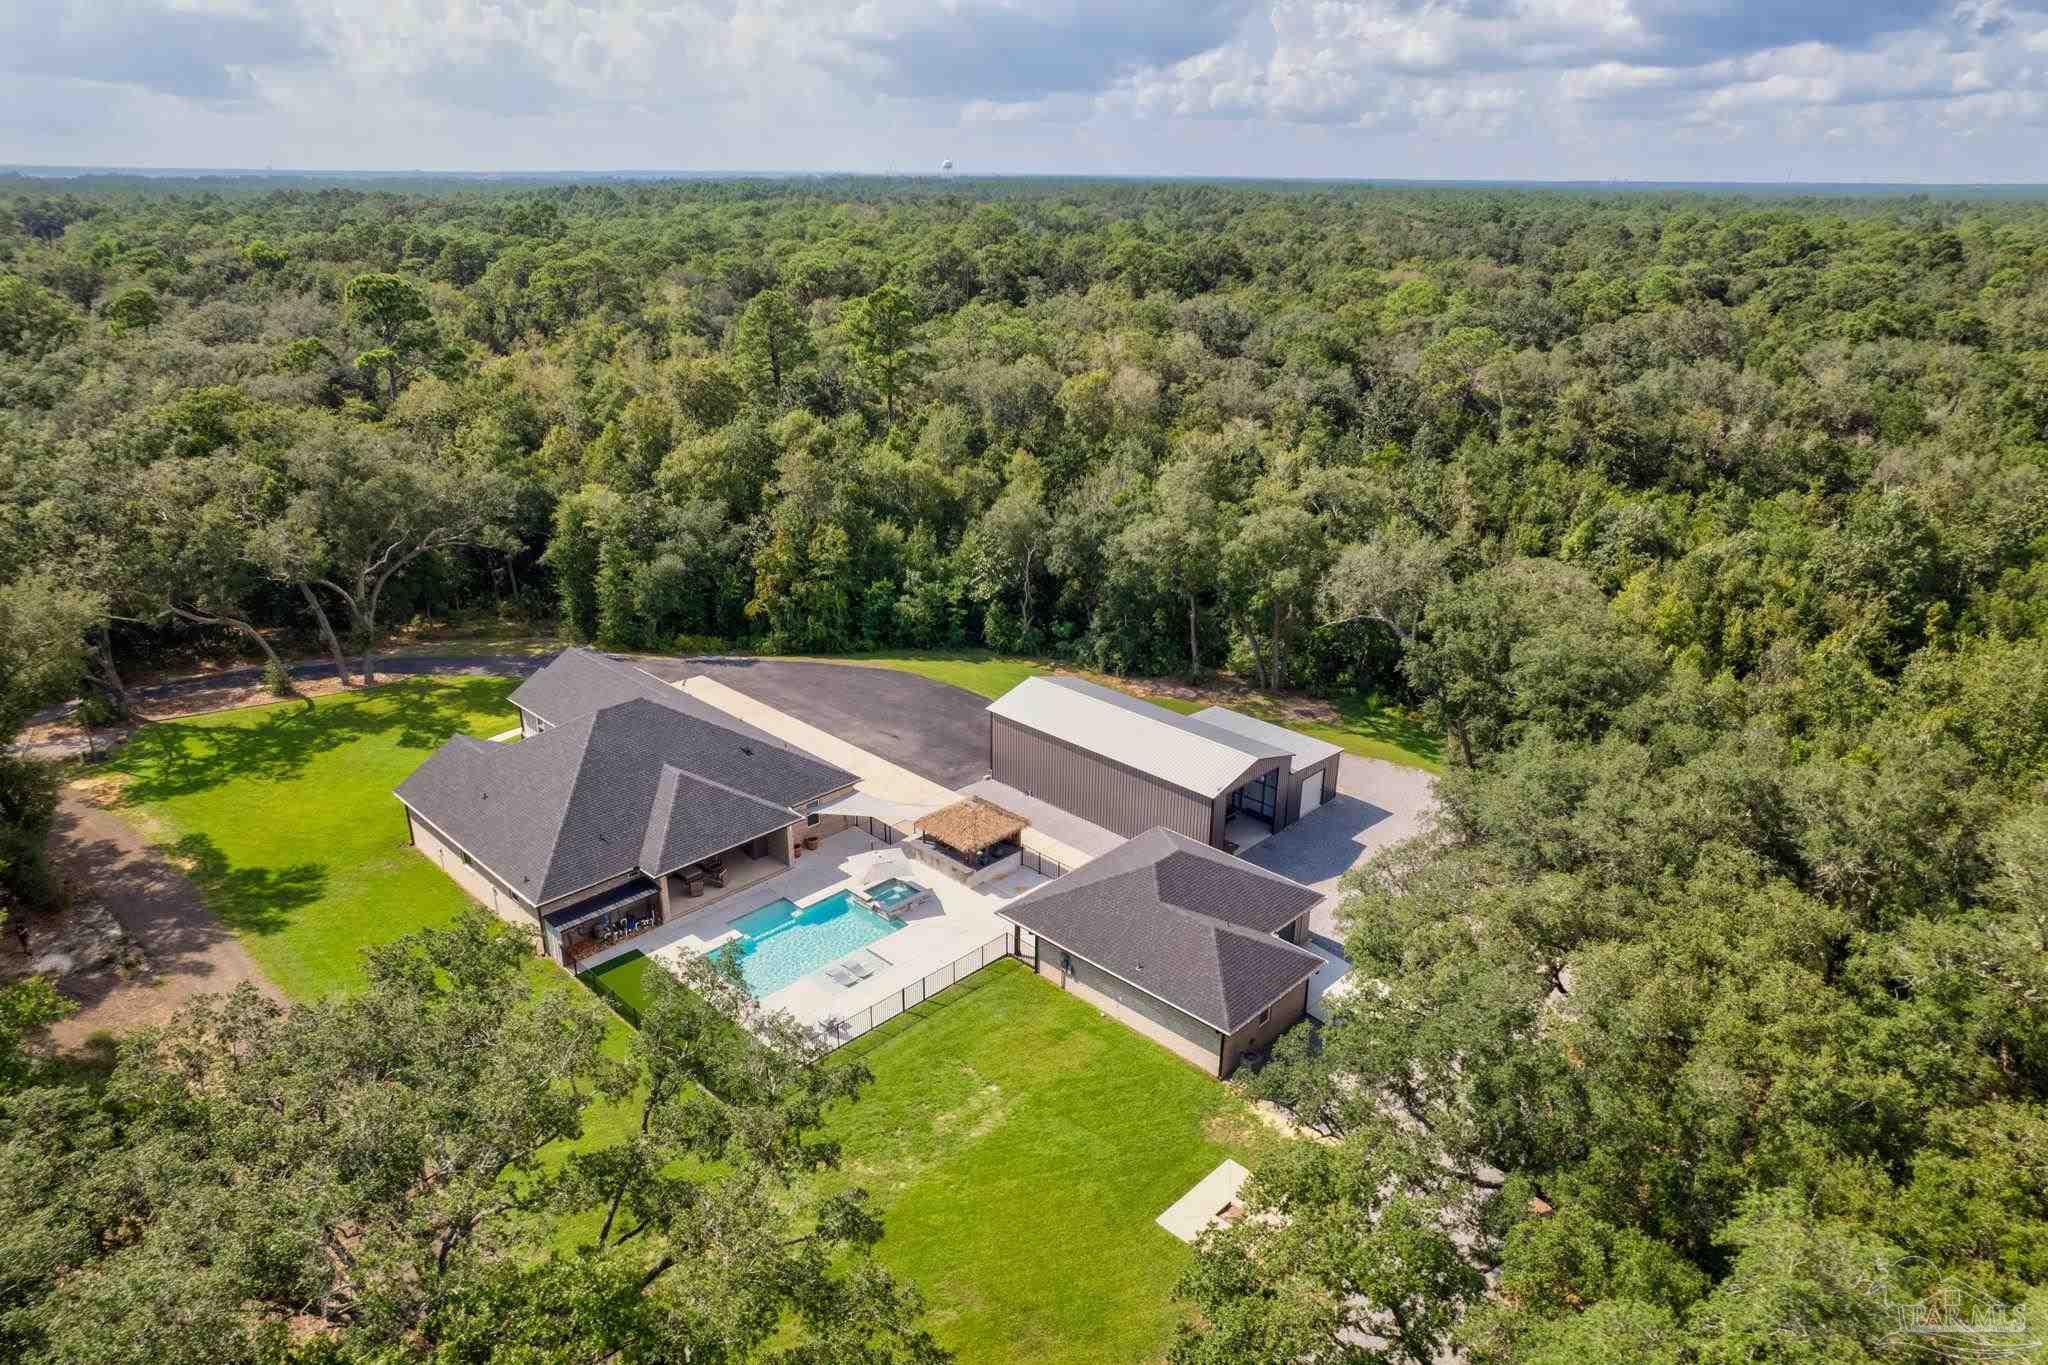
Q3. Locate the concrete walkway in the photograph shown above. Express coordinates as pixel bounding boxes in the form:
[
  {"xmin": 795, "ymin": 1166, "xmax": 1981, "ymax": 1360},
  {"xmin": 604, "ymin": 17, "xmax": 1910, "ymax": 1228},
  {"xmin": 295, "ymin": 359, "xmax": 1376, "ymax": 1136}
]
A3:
[
  {"xmin": 1157, "ymin": 1159, "xmax": 1252, "ymax": 1242},
  {"xmin": 680, "ymin": 675, "xmax": 1101, "ymax": 871}
]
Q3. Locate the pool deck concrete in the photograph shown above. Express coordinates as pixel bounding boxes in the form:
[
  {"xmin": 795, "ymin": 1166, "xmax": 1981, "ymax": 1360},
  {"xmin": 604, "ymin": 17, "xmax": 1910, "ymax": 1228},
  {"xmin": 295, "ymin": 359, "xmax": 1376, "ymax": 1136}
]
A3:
[
  {"xmin": 573, "ymin": 828, "xmax": 894, "ymax": 975},
  {"xmin": 578, "ymin": 826, "xmax": 1048, "ymax": 1035},
  {"xmin": 566, "ymin": 670, "xmax": 1085, "ymax": 1037}
]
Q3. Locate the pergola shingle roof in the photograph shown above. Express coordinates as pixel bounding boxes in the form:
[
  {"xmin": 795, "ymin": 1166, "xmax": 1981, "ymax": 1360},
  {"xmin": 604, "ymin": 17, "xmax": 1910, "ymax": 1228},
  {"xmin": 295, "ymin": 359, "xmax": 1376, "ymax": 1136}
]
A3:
[
  {"xmin": 999, "ymin": 828, "xmax": 1323, "ymax": 1033},
  {"xmin": 914, "ymin": 796, "xmax": 1029, "ymax": 855}
]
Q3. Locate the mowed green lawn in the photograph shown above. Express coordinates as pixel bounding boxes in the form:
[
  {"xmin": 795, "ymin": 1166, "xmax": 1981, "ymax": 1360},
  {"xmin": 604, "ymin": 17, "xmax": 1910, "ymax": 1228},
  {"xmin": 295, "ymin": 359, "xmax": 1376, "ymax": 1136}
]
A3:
[
  {"xmin": 105, "ymin": 672, "xmax": 1283, "ymax": 1361},
  {"xmin": 105, "ymin": 676, "xmax": 524, "ymax": 1000},
  {"xmin": 102, "ymin": 676, "xmax": 645, "ymax": 1157},
  {"xmin": 577, "ymin": 944, "xmax": 1272, "ymax": 1362},
  {"xmin": 816, "ymin": 960, "xmax": 1279, "ymax": 1365}
]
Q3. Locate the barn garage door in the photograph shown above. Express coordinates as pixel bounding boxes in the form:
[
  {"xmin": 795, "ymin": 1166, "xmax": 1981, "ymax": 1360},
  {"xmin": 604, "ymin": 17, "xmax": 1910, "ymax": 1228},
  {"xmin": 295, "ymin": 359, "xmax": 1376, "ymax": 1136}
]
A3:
[{"xmin": 1299, "ymin": 770, "xmax": 1325, "ymax": 816}]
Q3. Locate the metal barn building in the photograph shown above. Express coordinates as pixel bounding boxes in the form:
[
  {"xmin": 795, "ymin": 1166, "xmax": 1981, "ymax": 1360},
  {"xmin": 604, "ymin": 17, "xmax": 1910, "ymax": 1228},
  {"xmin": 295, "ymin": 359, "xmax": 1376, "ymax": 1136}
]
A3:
[{"xmin": 984, "ymin": 677, "xmax": 1343, "ymax": 850}]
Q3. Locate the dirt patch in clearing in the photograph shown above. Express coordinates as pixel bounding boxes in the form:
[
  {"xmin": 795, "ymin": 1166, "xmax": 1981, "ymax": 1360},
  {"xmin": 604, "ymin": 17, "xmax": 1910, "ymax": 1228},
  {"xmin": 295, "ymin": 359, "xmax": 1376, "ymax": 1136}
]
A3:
[{"xmin": 22, "ymin": 793, "xmax": 282, "ymax": 1051}]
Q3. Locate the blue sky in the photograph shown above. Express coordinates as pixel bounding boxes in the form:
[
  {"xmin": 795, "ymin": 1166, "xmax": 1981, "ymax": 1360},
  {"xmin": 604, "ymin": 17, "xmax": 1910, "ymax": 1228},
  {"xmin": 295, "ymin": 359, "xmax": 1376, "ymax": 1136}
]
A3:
[{"xmin": 3, "ymin": 0, "xmax": 2046, "ymax": 181}]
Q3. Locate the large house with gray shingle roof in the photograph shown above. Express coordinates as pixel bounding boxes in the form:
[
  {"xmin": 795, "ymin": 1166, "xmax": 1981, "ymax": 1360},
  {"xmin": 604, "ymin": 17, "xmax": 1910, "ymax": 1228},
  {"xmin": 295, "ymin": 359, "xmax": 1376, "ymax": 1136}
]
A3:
[
  {"xmin": 996, "ymin": 827, "xmax": 1325, "ymax": 1077},
  {"xmin": 396, "ymin": 649, "xmax": 857, "ymax": 965}
]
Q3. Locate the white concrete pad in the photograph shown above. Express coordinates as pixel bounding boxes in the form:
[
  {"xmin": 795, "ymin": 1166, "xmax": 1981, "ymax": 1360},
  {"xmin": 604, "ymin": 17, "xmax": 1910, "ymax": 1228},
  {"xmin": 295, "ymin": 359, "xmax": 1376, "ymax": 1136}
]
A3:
[
  {"xmin": 1156, "ymin": 1159, "xmax": 1252, "ymax": 1242},
  {"xmin": 578, "ymin": 825, "xmax": 1051, "ymax": 1038},
  {"xmin": 678, "ymin": 675, "xmax": 960, "ymax": 810},
  {"xmin": 764, "ymin": 855, "xmax": 1047, "ymax": 1034},
  {"xmin": 1305, "ymin": 938, "xmax": 1353, "ymax": 1022}
]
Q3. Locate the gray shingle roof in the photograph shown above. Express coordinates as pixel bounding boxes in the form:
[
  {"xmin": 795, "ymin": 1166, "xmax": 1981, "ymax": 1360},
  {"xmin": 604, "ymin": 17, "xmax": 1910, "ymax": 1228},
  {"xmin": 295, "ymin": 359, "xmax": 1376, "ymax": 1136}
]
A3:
[
  {"xmin": 639, "ymin": 766, "xmax": 800, "ymax": 876},
  {"xmin": 998, "ymin": 828, "xmax": 1324, "ymax": 1032},
  {"xmin": 510, "ymin": 647, "xmax": 687, "ymax": 725},
  {"xmin": 396, "ymin": 696, "xmax": 857, "ymax": 905},
  {"xmin": 985, "ymin": 676, "xmax": 1287, "ymax": 798}
]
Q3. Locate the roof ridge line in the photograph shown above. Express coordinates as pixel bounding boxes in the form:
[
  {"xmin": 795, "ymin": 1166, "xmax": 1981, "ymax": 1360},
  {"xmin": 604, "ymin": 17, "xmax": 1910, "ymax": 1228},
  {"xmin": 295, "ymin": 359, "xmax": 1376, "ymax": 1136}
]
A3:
[
  {"xmin": 1143, "ymin": 874, "xmax": 1325, "ymax": 958},
  {"xmin": 1033, "ymin": 677, "xmax": 1268, "ymax": 764},
  {"xmin": 658, "ymin": 762, "xmax": 801, "ymax": 815}
]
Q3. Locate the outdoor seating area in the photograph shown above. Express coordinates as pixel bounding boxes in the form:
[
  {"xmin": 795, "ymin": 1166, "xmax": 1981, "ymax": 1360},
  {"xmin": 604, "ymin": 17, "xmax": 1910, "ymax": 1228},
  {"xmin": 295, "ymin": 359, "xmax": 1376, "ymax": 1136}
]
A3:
[
  {"xmin": 908, "ymin": 797, "xmax": 1029, "ymax": 887},
  {"xmin": 549, "ymin": 881, "xmax": 665, "ymax": 968},
  {"xmin": 672, "ymin": 855, "xmax": 727, "ymax": 899},
  {"xmin": 824, "ymin": 950, "xmax": 886, "ymax": 987}
]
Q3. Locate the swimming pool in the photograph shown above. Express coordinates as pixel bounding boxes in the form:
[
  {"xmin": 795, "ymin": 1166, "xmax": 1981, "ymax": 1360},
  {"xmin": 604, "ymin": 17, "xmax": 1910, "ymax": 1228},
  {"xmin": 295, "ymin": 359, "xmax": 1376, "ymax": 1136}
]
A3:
[{"xmin": 720, "ymin": 890, "xmax": 900, "ymax": 997}]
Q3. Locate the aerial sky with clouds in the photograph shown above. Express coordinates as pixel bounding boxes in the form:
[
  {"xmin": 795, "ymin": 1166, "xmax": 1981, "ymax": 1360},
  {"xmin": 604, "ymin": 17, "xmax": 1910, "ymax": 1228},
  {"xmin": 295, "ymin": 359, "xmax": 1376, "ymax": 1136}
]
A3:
[{"xmin": 3, "ymin": 0, "xmax": 2046, "ymax": 181}]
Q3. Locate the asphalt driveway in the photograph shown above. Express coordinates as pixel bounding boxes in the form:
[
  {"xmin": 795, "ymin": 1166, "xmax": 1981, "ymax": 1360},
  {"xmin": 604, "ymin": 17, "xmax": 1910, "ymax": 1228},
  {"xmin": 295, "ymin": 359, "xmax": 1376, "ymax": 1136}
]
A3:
[{"xmin": 632, "ymin": 656, "xmax": 992, "ymax": 790}]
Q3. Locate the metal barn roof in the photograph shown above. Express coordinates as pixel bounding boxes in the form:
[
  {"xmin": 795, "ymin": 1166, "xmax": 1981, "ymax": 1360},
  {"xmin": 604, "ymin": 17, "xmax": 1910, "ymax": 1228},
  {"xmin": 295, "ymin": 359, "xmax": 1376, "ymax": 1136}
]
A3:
[
  {"xmin": 1187, "ymin": 705, "xmax": 1344, "ymax": 770},
  {"xmin": 985, "ymin": 676, "xmax": 1285, "ymax": 799}
]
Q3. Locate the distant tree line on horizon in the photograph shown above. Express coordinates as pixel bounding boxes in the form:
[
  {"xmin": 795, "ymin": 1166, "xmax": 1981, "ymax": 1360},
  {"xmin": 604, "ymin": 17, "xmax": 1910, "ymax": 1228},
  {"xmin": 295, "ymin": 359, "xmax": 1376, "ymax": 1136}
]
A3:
[{"xmin": 3, "ymin": 175, "xmax": 2048, "ymax": 1361}]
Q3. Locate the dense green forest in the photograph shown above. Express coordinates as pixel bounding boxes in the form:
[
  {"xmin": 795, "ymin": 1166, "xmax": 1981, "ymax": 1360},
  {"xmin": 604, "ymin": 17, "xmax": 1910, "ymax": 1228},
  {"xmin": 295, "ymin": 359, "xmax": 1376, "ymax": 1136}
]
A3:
[{"xmin": 4, "ymin": 175, "xmax": 2048, "ymax": 1360}]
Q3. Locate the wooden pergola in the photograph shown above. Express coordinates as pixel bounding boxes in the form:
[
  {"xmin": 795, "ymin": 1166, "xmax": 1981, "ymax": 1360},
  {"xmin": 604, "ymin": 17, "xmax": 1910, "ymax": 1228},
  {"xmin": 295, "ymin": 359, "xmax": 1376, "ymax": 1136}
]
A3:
[{"xmin": 914, "ymin": 797, "xmax": 1029, "ymax": 860}]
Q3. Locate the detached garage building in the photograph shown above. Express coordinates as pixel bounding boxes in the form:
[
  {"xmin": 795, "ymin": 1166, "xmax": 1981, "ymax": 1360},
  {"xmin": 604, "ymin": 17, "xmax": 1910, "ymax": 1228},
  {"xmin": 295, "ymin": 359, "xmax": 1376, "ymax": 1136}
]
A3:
[
  {"xmin": 999, "ymin": 827, "xmax": 1325, "ymax": 1078},
  {"xmin": 985, "ymin": 676, "xmax": 1342, "ymax": 849}
]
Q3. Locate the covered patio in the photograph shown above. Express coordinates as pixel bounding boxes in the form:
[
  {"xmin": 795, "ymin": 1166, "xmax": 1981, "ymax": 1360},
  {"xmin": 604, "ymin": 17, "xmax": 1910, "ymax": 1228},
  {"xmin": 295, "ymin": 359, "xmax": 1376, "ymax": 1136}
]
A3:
[
  {"xmin": 546, "ymin": 879, "xmax": 663, "ymax": 968},
  {"xmin": 548, "ymin": 829, "xmax": 797, "ymax": 969}
]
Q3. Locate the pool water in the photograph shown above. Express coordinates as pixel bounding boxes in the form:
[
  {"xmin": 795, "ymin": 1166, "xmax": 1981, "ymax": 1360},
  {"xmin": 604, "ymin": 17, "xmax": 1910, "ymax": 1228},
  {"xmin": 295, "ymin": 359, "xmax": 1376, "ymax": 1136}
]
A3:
[
  {"xmin": 720, "ymin": 891, "xmax": 900, "ymax": 997},
  {"xmin": 864, "ymin": 877, "xmax": 922, "ymax": 910}
]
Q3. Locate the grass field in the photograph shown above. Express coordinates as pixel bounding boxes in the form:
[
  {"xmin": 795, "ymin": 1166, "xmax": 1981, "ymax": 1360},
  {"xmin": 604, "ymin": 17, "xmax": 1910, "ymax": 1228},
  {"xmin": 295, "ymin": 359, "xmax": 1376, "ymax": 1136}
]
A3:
[
  {"xmin": 827, "ymin": 648, "xmax": 1442, "ymax": 771},
  {"xmin": 104, "ymin": 677, "xmax": 523, "ymax": 999},
  {"xmin": 573, "ymin": 954, "xmax": 1272, "ymax": 1363},
  {"xmin": 815, "ymin": 649, "xmax": 1058, "ymax": 700},
  {"xmin": 818, "ymin": 960, "xmax": 1277, "ymax": 1365},
  {"xmin": 99, "ymin": 675, "xmax": 645, "ymax": 1154},
  {"xmin": 100, "ymin": 677, "xmax": 1279, "ymax": 1362},
  {"xmin": 580, "ymin": 949, "xmax": 660, "ymax": 1025}
]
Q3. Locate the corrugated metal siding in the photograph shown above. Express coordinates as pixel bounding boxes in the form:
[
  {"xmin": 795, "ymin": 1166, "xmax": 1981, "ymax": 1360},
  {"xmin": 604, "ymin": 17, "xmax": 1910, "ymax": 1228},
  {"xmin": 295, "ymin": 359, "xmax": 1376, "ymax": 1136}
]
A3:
[
  {"xmin": 1280, "ymin": 754, "xmax": 1341, "ymax": 828},
  {"xmin": 992, "ymin": 716, "xmax": 1214, "ymax": 843}
]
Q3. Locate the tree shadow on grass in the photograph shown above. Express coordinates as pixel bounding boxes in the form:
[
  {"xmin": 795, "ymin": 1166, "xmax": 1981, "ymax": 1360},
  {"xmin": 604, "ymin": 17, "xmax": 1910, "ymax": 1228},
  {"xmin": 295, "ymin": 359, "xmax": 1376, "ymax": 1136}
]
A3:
[
  {"xmin": 1327, "ymin": 691, "xmax": 1444, "ymax": 767},
  {"xmin": 112, "ymin": 677, "xmax": 518, "ymax": 804},
  {"xmin": 166, "ymin": 832, "xmax": 328, "ymax": 940}
]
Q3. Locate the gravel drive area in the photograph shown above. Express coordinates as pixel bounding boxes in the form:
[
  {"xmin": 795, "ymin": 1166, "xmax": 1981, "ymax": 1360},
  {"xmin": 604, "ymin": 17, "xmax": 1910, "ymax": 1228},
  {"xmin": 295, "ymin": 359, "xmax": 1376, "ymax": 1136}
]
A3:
[
  {"xmin": 34, "ymin": 794, "xmax": 282, "ymax": 1048},
  {"xmin": 633, "ymin": 656, "xmax": 992, "ymax": 790},
  {"xmin": 1241, "ymin": 756, "xmax": 1439, "ymax": 937}
]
